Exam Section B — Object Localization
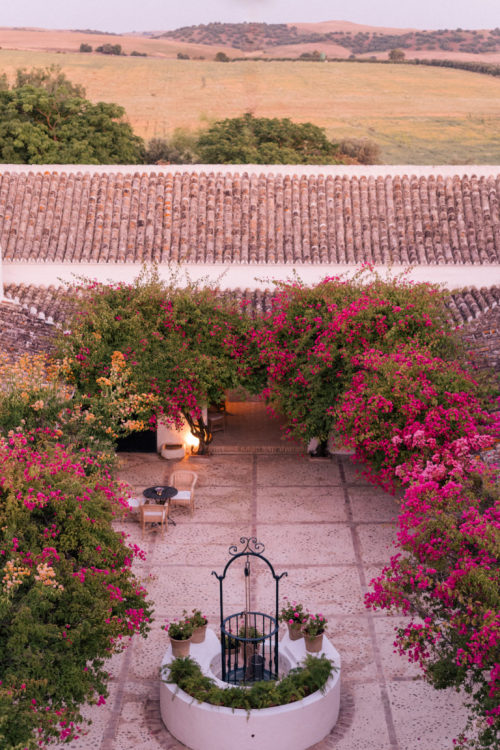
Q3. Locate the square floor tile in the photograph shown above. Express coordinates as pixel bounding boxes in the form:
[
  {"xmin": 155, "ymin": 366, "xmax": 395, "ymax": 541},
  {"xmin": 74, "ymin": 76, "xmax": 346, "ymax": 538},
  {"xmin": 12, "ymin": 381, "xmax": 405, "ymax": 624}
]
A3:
[
  {"xmin": 349, "ymin": 486, "xmax": 400, "ymax": 523},
  {"xmin": 257, "ymin": 485, "xmax": 347, "ymax": 523},
  {"xmin": 356, "ymin": 524, "xmax": 398, "ymax": 566},
  {"xmin": 257, "ymin": 455, "xmax": 342, "ymax": 487},
  {"xmin": 258, "ymin": 524, "xmax": 357, "ymax": 566},
  {"xmin": 388, "ymin": 680, "xmax": 468, "ymax": 750}
]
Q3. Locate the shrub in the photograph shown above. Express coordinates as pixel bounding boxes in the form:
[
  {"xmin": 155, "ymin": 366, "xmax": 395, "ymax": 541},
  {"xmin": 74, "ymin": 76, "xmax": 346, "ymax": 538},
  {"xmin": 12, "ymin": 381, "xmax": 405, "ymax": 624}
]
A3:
[
  {"xmin": 244, "ymin": 272, "xmax": 499, "ymax": 746},
  {"xmin": 95, "ymin": 43, "xmax": 123, "ymax": 56},
  {"xmin": 144, "ymin": 130, "xmax": 197, "ymax": 164},
  {"xmin": 163, "ymin": 654, "xmax": 334, "ymax": 709},
  {"xmin": 248, "ymin": 270, "xmax": 456, "ymax": 446},
  {"xmin": 58, "ymin": 271, "xmax": 254, "ymax": 453},
  {"xmin": 338, "ymin": 137, "xmax": 381, "ymax": 164},
  {"xmin": 389, "ymin": 48, "xmax": 406, "ymax": 61},
  {"xmin": 0, "ymin": 432, "xmax": 152, "ymax": 747},
  {"xmin": 195, "ymin": 112, "xmax": 344, "ymax": 165}
]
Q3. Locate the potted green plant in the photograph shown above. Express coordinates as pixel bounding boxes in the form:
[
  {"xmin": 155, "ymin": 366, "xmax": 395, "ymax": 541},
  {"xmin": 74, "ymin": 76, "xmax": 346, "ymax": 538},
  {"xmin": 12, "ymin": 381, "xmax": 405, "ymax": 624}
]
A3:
[
  {"xmin": 303, "ymin": 613, "xmax": 327, "ymax": 653},
  {"xmin": 190, "ymin": 609, "xmax": 208, "ymax": 643},
  {"xmin": 238, "ymin": 624, "xmax": 263, "ymax": 661},
  {"xmin": 163, "ymin": 615, "xmax": 194, "ymax": 657},
  {"xmin": 279, "ymin": 598, "xmax": 307, "ymax": 641}
]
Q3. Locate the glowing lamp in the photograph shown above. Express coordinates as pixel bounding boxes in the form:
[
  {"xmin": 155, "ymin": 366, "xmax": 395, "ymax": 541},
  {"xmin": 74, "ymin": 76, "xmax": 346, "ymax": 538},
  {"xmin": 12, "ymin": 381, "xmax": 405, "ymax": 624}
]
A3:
[{"xmin": 185, "ymin": 432, "xmax": 200, "ymax": 454}]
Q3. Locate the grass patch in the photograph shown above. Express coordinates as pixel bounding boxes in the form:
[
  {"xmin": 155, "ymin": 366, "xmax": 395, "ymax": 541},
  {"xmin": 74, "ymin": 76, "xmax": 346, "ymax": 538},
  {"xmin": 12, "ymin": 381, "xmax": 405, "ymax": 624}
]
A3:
[{"xmin": 0, "ymin": 52, "xmax": 499, "ymax": 162}]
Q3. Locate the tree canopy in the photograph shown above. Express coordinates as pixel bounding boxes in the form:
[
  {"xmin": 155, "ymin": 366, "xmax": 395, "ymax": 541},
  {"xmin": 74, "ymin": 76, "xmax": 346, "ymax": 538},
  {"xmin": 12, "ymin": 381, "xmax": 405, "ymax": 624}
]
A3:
[
  {"xmin": 0, "ymin": 66, "xmax": 144, "ymax": 164},
  {"xmin": 195, "ymin": 113, "xmax": 344, "ymax": 165}
]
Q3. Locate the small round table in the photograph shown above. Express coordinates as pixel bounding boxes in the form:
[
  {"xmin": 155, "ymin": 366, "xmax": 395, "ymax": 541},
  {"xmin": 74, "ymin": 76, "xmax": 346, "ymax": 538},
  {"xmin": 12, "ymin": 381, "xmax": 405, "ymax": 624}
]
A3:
[{"xmin": 143, "ymin": 486, "xmax": 178, "ymax": 525}]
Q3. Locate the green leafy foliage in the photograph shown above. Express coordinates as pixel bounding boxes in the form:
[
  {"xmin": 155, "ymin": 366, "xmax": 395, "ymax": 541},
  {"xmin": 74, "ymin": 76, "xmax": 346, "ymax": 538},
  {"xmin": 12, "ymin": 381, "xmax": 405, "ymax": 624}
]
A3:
[
  {"xmin": 0, "ymin": 66, "xmax": 144, "ymax": 164},
  {"xmin": 0, "ymin": 432, "xmax": 152, "ymax": 748},
  {"xmin": 95, "ymin": 43, "xmax": 123, "ymax": 55},
  {"xmin": 58, "ymin": 270, "xmax": 257, "ymax": 452},
  {"xmin": 195, "ymin": 112, "xmax": 344, "ymax": 165},
  {"xmin": 163, "ymin": 654, "xmax": 334, "ymax": 709}
]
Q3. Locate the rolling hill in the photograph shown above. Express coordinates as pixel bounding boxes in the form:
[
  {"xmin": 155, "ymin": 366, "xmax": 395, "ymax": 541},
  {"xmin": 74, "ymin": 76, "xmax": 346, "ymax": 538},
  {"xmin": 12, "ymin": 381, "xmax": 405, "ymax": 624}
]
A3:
[{"xmin": 1, "ymin": 22, "xmax": 500, "ymax": 62}]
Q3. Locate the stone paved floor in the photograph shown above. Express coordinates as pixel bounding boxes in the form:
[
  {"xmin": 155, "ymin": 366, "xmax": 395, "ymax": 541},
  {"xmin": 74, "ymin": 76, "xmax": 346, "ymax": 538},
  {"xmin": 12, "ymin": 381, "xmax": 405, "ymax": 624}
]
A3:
[{"xmin": 60, "ymin": 406, "xmax": 468, "ymax": 750}]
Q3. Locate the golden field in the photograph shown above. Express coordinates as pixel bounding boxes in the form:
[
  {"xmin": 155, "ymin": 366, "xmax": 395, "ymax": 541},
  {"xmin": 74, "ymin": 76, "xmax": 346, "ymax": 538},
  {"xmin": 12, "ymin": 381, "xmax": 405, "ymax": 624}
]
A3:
[{"xmin": 0, "ymin": 48, "xmax": 499, "ymax": 163}]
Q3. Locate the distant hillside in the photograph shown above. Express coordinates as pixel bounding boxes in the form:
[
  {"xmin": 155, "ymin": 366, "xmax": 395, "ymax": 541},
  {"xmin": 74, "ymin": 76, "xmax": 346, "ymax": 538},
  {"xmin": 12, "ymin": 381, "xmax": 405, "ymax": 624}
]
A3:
[
  {"xmin": 156, "ymin": 21, "xmax": 500, "ymax": 58},
  {"xmin": 1, "ymin": 24, "xmax": 500, "ymax": 63}
]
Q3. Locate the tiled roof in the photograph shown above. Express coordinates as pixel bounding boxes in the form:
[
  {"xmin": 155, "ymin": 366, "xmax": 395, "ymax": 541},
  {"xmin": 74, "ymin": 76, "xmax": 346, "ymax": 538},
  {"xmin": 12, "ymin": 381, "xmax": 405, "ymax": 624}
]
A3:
[
  {"xmin": 447, "ymin": 286, "xmax": 500, "ymax": 325},
  {"xmin": 1, "ymin": 170, "xmax": 500, "ymax": 265},
  {"xmin": 4, "ymin": 283, "xmax": 77, "ymax": 326},
  {"xmin": 4, "ymin": 283, "xmax": 276, "ymax": 322},
  {"xmin": 4, "ymin": 282, "xmax": 500, "ymax": 327},
  {"xmin": 0, "ymin": 299, "xmax": 56, "ymax": 361}
]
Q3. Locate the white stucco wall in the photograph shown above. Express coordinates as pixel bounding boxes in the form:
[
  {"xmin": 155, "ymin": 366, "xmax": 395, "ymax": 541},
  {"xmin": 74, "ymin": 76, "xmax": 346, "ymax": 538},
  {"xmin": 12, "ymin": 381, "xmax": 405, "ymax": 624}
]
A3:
[{"xmin": 4, "ymin": 261, "xmax": 500, "ymax": 291}]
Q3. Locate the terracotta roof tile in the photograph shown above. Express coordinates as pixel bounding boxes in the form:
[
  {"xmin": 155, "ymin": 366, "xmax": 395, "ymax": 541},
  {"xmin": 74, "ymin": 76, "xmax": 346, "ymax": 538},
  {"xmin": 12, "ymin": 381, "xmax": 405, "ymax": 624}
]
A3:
[
  {"xmin": 0, "ymin": 299, "xmax": 56, "ymax": 361},
  {"xmin": 446, "ymin": 286, "xmax": 500, "ymax": 326},
  {"xmin": 1, "ymin": 170, "xmax": 499, "ymax": 265}
]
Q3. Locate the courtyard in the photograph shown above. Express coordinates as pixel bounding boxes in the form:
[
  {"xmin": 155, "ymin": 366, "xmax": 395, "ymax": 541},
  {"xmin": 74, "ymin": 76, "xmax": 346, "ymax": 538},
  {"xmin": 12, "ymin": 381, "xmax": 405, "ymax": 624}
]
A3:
[{"xmin": 66, "ymin": 403, "xmax": 467, "ymax": 750}]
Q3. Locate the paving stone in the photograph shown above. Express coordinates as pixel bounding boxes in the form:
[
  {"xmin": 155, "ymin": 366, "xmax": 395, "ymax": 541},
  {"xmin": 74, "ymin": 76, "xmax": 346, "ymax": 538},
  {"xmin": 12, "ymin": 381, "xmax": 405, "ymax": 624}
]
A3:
[
  {"xmin": 257, "ymin": 455, "xmax": 342, "ymax": 486},
  {"xmin": 256, "ymin": 485, "xmax": 347, "ymax": 523},
  {"xmin": 340, "ymin": 459, "xmax": 372, "ymax": 485},
  {"xmin": 311, "ymin": 682, "xmax": 392, "ymax": 749},
  {"xmin": 185, "ymin": 454, "xmax": 254, "ymax": 487},
  {"xmin": 116, "ymin": 454, "xmax": 167, "ymax": 488},
  {"xmin": 184, "ymin": 485, "xmax": 252, "ymax": 524},
  {"xmin": 256, "ymin": 565, "xmax": 365, "ymax": 615},
  {"xmin": 143, "ymin": 565, "xmax": 228, "ymax": 615},
  {"xmin": 356, "ymin": 523, "xmax": 399, "ymax": 566},
  {"xmin": 258, "ymin": 524, "xmax": 357, "ymax": 566},
  {"xmin": 323, "ymin": 614, "xmax": 377, "ymax": 684},
  {"xmin": 159, "ymin": 525, "xmax": 244, "ymax": 566},
  {"xmin": 349, "ymin": 485, "xmax": 401, "ymax": 523},
  {"xmin": 371, "ymin": 616, "xmax": 422, "ymax": 680},
  {"xmin": 387, "ymin": 680, "xmax": 468, "ymax": 750}
]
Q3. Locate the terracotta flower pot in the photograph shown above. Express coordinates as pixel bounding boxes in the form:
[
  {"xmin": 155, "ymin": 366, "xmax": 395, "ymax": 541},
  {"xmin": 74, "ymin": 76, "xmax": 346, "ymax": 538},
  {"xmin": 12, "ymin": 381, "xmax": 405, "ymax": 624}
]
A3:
[
  {"xmin": 304, "ymin": 632, "xmax": 324, "ymax": 653},
  {"xmin": 191, "ymin": 623, "xmax": 207, "ymax": 643},
  {"xmin": 170, "ymin": 636, "xmax": 191, "ymax": 657},
  {"xmin": 287, "ymin": 622, "xmax": 303, "ymax": 641}
]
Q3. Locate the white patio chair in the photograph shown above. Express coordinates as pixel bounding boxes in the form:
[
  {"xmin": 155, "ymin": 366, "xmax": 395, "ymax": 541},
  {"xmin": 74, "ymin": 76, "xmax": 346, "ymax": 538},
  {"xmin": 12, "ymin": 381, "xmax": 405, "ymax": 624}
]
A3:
[{"xmin": 169, "ymin": 470, "xmax": 198, "ymax": 516}]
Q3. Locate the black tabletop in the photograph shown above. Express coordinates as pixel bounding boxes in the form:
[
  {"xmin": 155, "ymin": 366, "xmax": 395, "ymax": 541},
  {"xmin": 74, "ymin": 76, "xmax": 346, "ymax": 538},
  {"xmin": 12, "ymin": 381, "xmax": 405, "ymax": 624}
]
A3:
[{"xmin": 143, "ymin": 485, "xmax": 178, "ymax": 505}]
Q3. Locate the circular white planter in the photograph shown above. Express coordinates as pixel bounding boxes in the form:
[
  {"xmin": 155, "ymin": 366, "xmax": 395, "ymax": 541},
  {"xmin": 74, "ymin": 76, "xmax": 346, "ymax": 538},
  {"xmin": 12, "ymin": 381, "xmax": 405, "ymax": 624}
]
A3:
[
  {"xmin": 160, "ymin": 443, "xmax": 185, "ymax": 460},
  {"xmin": 160, "ymin": 629, "xmax": 341, "ymax": 750}
]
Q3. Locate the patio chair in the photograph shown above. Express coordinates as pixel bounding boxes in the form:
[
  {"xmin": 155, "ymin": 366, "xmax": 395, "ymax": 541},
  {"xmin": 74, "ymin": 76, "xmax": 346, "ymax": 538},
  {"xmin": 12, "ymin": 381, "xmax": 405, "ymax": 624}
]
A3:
[
  {"xmin": 127, "ymin": 496, "xmax": 145, "ymax": 516},
  {"xmin": 169, "ymin": 470, "xmax": 198, "ymax": 516},
  {"xmin": 139, "ymin": 504, "xmax": 168, "ymax": 537},
  {"xmin": 208, "ymin": 411, "xmax": 226, "ymax": 433}
]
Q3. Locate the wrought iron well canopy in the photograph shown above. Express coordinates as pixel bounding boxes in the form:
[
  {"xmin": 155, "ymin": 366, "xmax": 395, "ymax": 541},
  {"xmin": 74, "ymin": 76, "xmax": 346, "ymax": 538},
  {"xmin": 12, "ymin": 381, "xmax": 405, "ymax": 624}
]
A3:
[{"xmin": 212, "ymin": 537, "xmax": 287, "ymax": 684}]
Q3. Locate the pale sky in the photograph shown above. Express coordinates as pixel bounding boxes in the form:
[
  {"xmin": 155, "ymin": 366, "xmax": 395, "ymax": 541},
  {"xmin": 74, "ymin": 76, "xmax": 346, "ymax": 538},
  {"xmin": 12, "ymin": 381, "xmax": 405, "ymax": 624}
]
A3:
[{"xmin": 0, "ymin": 0, "xmax": 498, "ymax": 34}]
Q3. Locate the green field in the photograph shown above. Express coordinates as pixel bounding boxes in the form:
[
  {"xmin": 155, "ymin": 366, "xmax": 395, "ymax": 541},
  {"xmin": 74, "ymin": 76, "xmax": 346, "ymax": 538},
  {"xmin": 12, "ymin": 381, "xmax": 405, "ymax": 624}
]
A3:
[{"xmin": 1, "ymin": 50, "xmax": 500, "ymax": 163}]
